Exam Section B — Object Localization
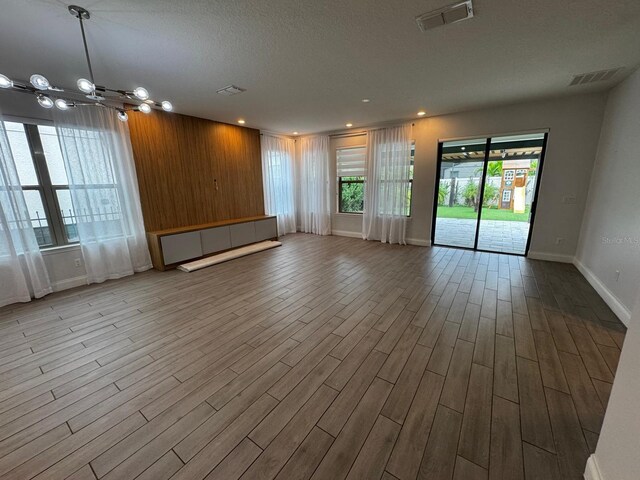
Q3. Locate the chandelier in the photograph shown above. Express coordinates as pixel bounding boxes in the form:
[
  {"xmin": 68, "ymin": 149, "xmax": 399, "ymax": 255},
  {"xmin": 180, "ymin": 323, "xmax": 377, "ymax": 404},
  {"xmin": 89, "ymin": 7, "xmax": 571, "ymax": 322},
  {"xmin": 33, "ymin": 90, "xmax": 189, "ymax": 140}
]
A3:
[{"xmin": 0, "ymin": 5, "xmax": 172, "ymax": 122}]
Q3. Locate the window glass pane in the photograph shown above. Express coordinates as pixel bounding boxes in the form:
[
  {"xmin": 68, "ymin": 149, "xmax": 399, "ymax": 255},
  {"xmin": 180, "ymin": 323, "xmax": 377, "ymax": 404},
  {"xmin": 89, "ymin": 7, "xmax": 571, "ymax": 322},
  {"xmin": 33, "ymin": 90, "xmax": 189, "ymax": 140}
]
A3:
[
  {"xmin": 339, "ymin": 177, "xmax": 364, "ymax": 213},
  {"xmin": 55, "ymin": 189, "xmax": 79, "ymax": 242},
  {"xmin": 38, "ymin": 125, "xmax": 69, "ymax": 185},
  {"xmin": 22, "ymin": 189, "xmax": 53, "ymax": 247},
  {"xmin": 4, "ymin": 122, "xmax": 38, "ymax": 186}
]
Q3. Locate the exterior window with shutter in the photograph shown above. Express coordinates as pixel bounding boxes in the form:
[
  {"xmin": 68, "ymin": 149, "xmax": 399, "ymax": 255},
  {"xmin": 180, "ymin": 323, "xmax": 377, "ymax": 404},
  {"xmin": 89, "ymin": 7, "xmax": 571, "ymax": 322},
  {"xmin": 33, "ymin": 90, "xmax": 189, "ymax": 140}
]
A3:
[{"xmin": 336, "ymin": 146, "xmax": 366, "ymax": 213}]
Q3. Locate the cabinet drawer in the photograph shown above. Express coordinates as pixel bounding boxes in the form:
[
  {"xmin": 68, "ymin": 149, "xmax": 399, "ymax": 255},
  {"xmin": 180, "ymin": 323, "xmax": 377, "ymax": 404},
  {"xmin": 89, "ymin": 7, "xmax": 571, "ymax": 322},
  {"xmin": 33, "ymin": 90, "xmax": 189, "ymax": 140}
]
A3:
[
  {"xmin": 230, "ymin": 222, "xmax": 256, "ymax": 247},
  {"xmin": 161, "ymin": 231, "xmax": 203, "ymax": 265},
  {"xmin": 255, "ymin": 218, "xmax": 277, "ymax": 241},
  {"xmin": 201, "ymin": 226, "xmax": 232, "ymax": 255}
]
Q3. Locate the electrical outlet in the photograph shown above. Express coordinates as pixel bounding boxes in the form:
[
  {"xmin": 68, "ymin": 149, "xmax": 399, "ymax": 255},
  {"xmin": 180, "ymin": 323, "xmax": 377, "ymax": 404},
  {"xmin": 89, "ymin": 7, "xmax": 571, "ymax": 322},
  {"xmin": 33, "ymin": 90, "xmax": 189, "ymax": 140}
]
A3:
[
  {"xmin": 555, "ymin": 237, "xmax": 564, "ymax": 245},
  {"xmin": 615, "ymin": 270, "xmax": 620, "ymax": 282},
  {"xmin": 74, "ymin": 258, "xmax": 82, "ymax": 267}
]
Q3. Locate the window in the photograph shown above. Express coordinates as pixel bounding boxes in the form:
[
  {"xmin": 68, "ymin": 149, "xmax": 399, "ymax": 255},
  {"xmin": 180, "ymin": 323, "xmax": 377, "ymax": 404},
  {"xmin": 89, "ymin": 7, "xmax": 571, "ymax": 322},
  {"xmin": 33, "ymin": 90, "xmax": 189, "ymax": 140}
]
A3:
[
  {"xmin": 3, "ymin": 121, "xmax": 80, "ymax": 248},
  {"xmin": 502, "ymin": 190, "xmax": 512, "ymax": 202},
  {"xmin": 504, "ymin": 170, "xmax": 515, "ymax": 181},
  {"xmin": 336, "ymin": 143, "xmax": 415, "ymax": 216},
  {"xmin": 337, "ymin": 146, "xmax": 366, "ymax": 213}
]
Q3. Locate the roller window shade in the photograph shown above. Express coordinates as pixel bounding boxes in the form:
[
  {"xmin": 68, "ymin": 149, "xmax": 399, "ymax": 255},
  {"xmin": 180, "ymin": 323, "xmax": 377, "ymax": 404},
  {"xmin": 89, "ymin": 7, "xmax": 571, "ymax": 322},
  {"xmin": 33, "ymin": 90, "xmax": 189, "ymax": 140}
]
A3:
[{"xmin": 337, "ymin": 147, "xmax": 366, "ymax": 177}]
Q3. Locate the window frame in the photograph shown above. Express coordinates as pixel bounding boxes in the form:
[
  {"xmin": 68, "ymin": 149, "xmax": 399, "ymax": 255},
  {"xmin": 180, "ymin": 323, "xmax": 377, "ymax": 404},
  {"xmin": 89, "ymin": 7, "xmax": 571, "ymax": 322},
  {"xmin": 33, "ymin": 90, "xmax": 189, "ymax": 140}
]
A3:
[
  {"xmin": 337, "ymin": 176, "xmax": 365, "ymax": 214},
  {"xmin": 336, "ymin": 145, "xmax": 367, "ymax": 215},
  {"xmin": 9, "ymin": 122, "xmax": 75, "ymax": 248}
]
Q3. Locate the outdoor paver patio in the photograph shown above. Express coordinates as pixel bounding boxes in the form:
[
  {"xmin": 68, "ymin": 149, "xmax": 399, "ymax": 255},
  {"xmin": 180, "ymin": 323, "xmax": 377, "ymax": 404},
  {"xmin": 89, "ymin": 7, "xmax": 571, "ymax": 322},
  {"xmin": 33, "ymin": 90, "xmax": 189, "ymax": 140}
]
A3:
[{"xmin": 434, "ymin": 217, "xmax": 530, "ymax": 254}]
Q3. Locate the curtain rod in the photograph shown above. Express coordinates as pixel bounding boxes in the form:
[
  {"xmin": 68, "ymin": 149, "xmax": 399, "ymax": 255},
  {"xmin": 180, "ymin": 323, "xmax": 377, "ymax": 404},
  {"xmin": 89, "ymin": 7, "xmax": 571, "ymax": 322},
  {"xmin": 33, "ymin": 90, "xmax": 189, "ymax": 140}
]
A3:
[
  {"xmin": 329, "ymin": 131, "xmax": 367, "ymax": 138},
  {"xmin": 329, "ymin": 122, "xmax": 415, "ymax": 138}
]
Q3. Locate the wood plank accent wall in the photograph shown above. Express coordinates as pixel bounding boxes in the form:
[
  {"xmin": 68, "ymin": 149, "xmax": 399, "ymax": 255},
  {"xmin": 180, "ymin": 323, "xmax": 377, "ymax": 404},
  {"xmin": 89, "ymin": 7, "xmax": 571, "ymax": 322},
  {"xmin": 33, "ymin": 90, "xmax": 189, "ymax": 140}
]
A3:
[{"xmin": 127, "ymin": 110, "xmax": 264, "ymax": 232}]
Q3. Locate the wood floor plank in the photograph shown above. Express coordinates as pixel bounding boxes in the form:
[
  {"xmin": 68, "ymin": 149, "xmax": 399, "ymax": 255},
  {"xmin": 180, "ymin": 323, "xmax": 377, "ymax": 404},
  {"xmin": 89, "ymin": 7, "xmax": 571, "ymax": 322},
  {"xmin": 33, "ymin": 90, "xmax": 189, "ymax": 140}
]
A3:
[
  {"xmin": 274, "ymin": 427, "xmax": 334, "ymax": 480},
  {"xmin": 170, "ymin": 394, "xmax": 278, "ymax": 480},
  {"xmin": 532, "ymin": 330, "xmax": 570, "ymax": 394},
  {"xmin": 137, "ymin": 450, "xmax": 184, "ymax": 480},
  {"xmin": 513, "ymin": 313, "xmax": 538, "ymax": 361},
  {"xmin": 440, "ymin": 339, "xmax": 474, "ymax": 413},
  {"xmin": 454, "ymin": 456, "xmax": 487, "ymax": 480},
  {"xmin": 566, "ymin": 324, "xmax": 614, "ymax": 382},
  {"xmin": 250, "ymin": 357, "xmax": 339, "ymax": 448},
  {"xmin": 458, "ymin": 363, "xmax": 493, "ymax": 469},
  {"xmin": 381, "ymin": 344, "xmax": 432, "ymax": 424},
  {"xmin": 417, "ymin": 405, "xmax": 462, "ymax": 480},
  {"xmin": 557, "ymin": 351, "xmax": 605, "ymax": 434},
  {"xmin": 544, "ymin": 388, "xmax": 590, "ymax": 479},
  {"xmin": 317, "ymin": 350, "xmax": 386, "ymax": 437},
  {"xmin": 490, "ymin": 396, "xmax": 524, "ymax": 480},
  {"xmin": 517, "ymin": 357, "xmax": 555, "ymax": 453},
  {"xmin": 386, "ymin": 371, "xmax": 444, "ymax": 480},
  {"xmin": 522, "ymin": 442, "xmax": 561, "ymax": 480},
  {"xmin": 243, "ymin": 384, "xmax": 337, "ymax": 479},
  {"xmin": 473, "ymin": 317, "xmax": 495, "ymax": 368},
  {"xmin": 312, "ymin": 377, "xmax": 393, "ymax": 480},
  {"xmin": 346, "ymin": 414, "xmax": 401, "ymax": 480},
  {"xmin": 0, "ymin": 234, "xmax": 626, "ymax": 480},
  {"xmin": 493, "ymin": 334, "xmax": 518, "ymax": 403}
]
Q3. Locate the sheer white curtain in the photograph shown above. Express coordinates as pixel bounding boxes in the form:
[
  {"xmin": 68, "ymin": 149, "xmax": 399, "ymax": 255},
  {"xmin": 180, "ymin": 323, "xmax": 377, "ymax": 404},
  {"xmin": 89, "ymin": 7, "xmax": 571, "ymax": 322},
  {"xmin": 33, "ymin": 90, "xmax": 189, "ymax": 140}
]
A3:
[
  {"xmin": 362, "ymin": 124, "xmax": 412, "ymax": 245},
  {"xmin": 53, "ymin": 107, "xmax": 151, "ymax": 283},
  {"xmin": 0, "ymin": 119, "xmax": 52, "ymax": 307},
  {"xmin": 299, "ymin": 135, "xmax": 331, "ymax": 235},
  {"xmin": 261, "ymin": 134, "xmax": 296, "ymax": 235}
]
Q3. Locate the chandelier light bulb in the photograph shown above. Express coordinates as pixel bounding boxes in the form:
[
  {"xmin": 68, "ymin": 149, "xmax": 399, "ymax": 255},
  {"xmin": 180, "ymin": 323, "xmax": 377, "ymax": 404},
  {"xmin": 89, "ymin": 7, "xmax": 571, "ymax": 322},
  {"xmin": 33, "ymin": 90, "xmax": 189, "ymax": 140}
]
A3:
[
  {"xmin": 161, "ymin": 101, "xmax": 173, "ymax": 112},
  {"xmin": 30, "ymin": 74, "xmax": 50, "ymax": 90},
  {"xmin": 37, "ymin": 95, "xmax": 54, "ymax": 109},
  {"xmin": 55, "ymin": 99, "xmax": 70, "ymax": 110},
  {"xmin": 77, "ymin": 78, "xmax": 95, "ymax": 94},
  {"xmin": 133, "ymin": 87, "xmax": 149, "ymax": 100},
  {"xmin": 138, "ymin": 103, "xmax": 151, "ymax": 114},
  {"xmin": 0, "ymin": 74, "xmax": 12, "ymax": 89},
  {"xmin": 117, "ymin": 110, "xmax": 128, "ymax": 122}
]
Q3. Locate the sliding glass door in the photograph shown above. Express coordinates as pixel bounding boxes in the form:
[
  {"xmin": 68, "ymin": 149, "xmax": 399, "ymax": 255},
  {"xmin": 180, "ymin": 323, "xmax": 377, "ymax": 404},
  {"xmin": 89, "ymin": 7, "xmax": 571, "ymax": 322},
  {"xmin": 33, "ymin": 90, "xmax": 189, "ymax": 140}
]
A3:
[
  {"xmin": 432, "ymin": 133, "xmax": 547, "ymax": 256},
  {"xmin": 433, "ymin": 138, "xmax": 488, "ymax": 248}
]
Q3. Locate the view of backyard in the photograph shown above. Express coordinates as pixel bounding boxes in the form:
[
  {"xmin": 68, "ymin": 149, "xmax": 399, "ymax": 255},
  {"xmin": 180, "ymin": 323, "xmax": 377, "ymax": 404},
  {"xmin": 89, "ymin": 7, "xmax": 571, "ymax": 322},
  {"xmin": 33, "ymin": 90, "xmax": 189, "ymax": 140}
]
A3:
[{"xmin": 436, "ymin": 205, "xmax": 531, "ymax": 222}]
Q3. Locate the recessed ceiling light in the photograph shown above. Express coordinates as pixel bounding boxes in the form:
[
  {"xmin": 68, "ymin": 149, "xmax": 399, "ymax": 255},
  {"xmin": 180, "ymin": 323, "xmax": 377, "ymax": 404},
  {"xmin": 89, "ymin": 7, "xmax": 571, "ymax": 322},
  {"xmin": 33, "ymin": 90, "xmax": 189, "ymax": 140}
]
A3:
[
  {"xmin": 238, "ymin": 119, "xmax": 245, "ymax": 124},
  {"xmin": 293, "ymin": 131, "xmax": 299, "ymax": 135},
  {"xmin": 362, "ymin": 99, "xmax": 370, "ymax": 103},
  {"xmin": 345, "ymin": 123, "xmax": 353, "ymax": 128},
  {"xmin": 417, "ymin": 111, "xmax": 426, "ymax": 116},
  {"xmin": 461, "ymin": 147, "xmax": 465, "ymax": 150}
]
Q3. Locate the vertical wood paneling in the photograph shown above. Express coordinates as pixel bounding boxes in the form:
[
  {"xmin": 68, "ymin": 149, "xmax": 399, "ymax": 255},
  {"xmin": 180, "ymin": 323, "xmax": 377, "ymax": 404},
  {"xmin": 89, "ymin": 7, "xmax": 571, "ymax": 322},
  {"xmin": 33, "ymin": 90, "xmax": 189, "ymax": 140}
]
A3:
[{"xmin": 128, "ymin": 110, "xmax": 264, "ymax": 232}]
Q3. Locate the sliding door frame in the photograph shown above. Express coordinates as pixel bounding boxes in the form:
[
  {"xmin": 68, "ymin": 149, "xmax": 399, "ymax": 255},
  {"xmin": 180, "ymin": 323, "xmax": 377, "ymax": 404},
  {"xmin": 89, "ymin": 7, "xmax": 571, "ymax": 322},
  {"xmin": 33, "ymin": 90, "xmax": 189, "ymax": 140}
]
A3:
[{"xmin": 431, "ymin": 132, "xmax": 549, "ymax": 257}]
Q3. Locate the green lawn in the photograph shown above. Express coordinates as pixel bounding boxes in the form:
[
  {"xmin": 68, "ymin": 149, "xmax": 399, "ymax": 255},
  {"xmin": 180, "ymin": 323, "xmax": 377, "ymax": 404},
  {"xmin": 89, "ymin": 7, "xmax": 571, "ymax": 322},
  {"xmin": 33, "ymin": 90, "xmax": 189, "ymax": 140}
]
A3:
[{"xmin": 436, "ymin": 205, "xmax": 531, "ymax": 222}]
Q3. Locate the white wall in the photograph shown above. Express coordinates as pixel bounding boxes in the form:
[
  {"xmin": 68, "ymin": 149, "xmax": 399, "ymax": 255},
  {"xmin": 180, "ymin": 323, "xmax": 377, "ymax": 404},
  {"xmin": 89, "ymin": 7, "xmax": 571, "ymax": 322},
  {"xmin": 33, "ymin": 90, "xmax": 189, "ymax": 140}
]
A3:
[
  {"xmin": 580, "ymin": 69, "xmax": 640, "ymax": 480},
  {"xmin": 587, "ymin": 297, "xmax": 640, "ymax": 480},
  {"xmin": 41, "ymin": 246, "xmax": 88, "ymax": 292},
  {"xmin": 324, "ymin": 93, "xmax": 607, "ymax": 259},
  {"xmin": 575, "ymin": 69, "xmax": 640, "ymax": 324}
]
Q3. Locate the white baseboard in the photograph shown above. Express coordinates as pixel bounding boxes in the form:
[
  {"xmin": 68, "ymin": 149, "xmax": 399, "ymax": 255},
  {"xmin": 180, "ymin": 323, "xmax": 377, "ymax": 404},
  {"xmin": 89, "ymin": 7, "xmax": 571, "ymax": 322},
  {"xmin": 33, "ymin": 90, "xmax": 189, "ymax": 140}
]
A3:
[
  {"xmin": 331, "ymin": 230, "xmax": 362, "ymax": 239},
  {"xmin": 584, "ymin": 454, "xmax": 604, "ymax": 480},
  {"xmin": 51, "ymin": 275, "xmax": 88, "ymax": 292},
  {"xmin": 331, "ymin": 230, "xmax": 431, "ymax": 247},
  {"xmin": 573, "ymin": 257, "xmax": 631, "ymax": 326},
  {"xmin": 527, "ymin": 250, "xmax": 575, "ymax": 263},
  {"xmin": 407, "ymin": 237, "xmax": 431, "ymax": 247}
]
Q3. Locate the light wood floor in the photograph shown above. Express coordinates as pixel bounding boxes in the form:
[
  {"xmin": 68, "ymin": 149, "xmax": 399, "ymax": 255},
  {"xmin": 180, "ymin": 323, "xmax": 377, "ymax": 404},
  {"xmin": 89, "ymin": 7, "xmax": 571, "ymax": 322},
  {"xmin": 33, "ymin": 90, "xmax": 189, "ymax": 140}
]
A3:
[{"xmin": 0, "ymin": 234, "xmax": 626, "ymax": 480}]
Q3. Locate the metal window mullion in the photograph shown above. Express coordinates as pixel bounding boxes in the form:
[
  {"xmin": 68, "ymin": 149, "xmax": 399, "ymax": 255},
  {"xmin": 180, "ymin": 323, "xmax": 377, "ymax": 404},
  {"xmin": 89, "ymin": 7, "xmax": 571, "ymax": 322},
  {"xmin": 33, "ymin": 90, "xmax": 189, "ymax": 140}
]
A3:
[{"xmin": 24, "ymin": 124, "xmax": 68, "ymax": 246}]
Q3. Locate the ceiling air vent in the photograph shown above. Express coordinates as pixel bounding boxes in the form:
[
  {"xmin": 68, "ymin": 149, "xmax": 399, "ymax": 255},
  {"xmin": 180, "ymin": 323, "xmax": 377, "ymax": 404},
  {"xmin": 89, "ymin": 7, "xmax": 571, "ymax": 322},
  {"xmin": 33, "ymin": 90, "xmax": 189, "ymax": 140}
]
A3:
[
  {"xmin": 569, "ymin": 68, "xmax": 623, "ymax": 86},
  {"xmin": 416, "ymin": 0, "xmax": 474, "ymax": 32},
  {"xmin": 216, "ymin": 85, "xmax": 246, "ymax": 96}
]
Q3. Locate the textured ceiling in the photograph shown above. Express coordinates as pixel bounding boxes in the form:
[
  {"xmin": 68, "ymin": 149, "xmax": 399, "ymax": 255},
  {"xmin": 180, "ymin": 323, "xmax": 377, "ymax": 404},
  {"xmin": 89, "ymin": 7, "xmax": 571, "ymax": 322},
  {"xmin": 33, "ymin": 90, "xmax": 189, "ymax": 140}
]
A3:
[{"xmin": 1, "ymin": 0, "xmax": 639, "ymax": 134}]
